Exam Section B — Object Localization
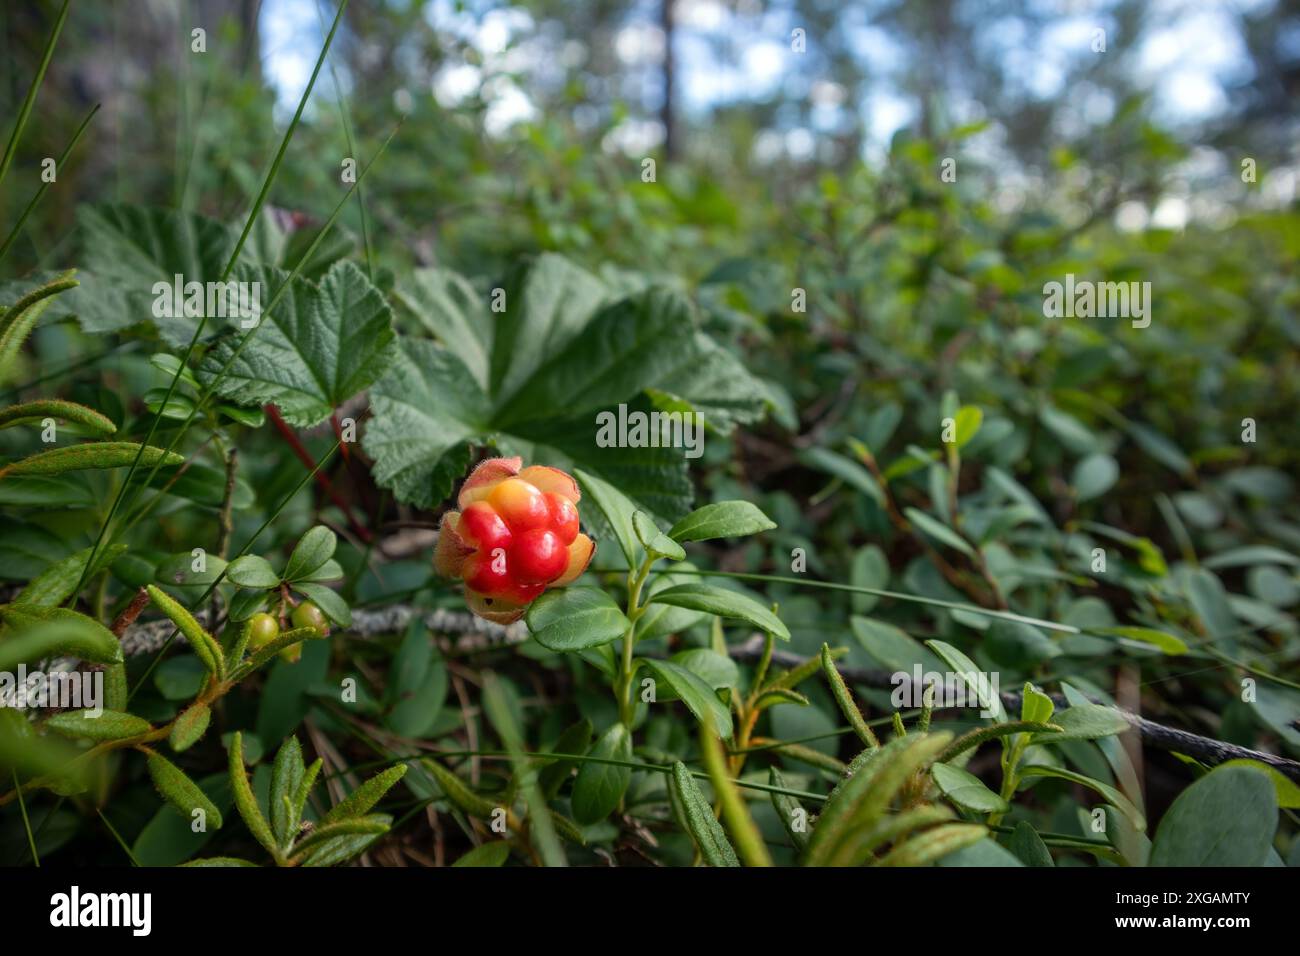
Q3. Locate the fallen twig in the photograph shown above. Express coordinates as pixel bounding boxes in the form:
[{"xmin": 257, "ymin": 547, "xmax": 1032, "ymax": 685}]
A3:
[{"xmin": 731, "ymin": 635, "xmax": 1300, "ymax": 783}]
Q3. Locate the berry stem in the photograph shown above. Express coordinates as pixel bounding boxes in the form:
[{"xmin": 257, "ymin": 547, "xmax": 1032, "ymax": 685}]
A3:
[
  {"xmin": 265, "ymin": 404, "xmax": 372, "ymax": 542},
  {"xmin": 616, "ymin": 555, "xmax": 656, "ymax": 728}
]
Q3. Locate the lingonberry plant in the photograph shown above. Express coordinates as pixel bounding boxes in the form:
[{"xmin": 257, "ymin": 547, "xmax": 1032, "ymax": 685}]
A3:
[{"xmin": 0, "ymin": 0, "xmax": 1296, "ymax": 880}]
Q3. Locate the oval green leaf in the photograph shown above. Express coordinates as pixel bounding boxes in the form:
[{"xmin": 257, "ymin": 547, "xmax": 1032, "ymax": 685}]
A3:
[
  {"xmin": 638, "ymin": 659, "xmax": 733, "ymax": 737},
  {"xmin": 571, "ymin": 723, "xmax": 632, "ymax": 825},
  {"xmin": 526, "ymin": 587, "xmax": 631, "ymax": 652},
  {"xmin": 648, "ymin": 582, "xmax": 789, "ymax": 640},
  {"xmin": 668, "ymin": 500, "xmax": 776, "ymax": 543}
]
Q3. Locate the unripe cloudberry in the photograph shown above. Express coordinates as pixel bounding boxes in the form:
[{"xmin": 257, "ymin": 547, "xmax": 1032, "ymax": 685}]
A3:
[{"xmin": 434, "ymin": 456, "xmax": 595, "ymax": 623}]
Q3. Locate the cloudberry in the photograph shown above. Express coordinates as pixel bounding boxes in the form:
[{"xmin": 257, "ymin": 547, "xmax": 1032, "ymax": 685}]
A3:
[{"xmin": 434, "ymin": 457, "xmax": 595, "ymax": 624}]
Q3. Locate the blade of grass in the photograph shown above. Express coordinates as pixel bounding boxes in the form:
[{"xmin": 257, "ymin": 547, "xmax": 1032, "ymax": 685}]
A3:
[
  {"xmin": 313, "ymin": 0, "xmax": 375, "ymax": 280},
  {"xmin": 12, "ymin": 769, "xmax": 39, "ymax": 867},
  {"xmin": 0, "ymin": 340, "xmax": 139, "ymax": 401},
  {"xmin": 96, "ymin": 808, "xmax": 140, "ymax": 866},
  {"xmin": 321, "ymin": 745, "xmax": 831, "ymax": 805},
  {"xmin": 481, "ymin": 673, "xmax": 566, "ymax": 866},
  {"xmin": 224, "ymin": 0, "xmax": 350, "ymax": 273},
  {"xmin": 67, "ymin": 0, "xmax": 352, "ymax": 607},
  {"xmin": 0, "ymin": 102, "xmax": 99, "ymax": 263},
  {"xmin": 0, "ymin": 0, "xmax": 71, "ymax": 193},
  {"xmin": 599, "ymin": 566, "xmax": 1083, "ymax": 635}
]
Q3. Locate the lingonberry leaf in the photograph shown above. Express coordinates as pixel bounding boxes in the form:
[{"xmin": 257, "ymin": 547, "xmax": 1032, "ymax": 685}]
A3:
[
  {"xmin": 283, "ymin": 525, "xmax": 337, "ymax": 581},
  {"xmin": 1018, "ymin": 765, "xmax": 1146, "ymax": 831},
  {"xmin": 931, "ymin": 762, "xmax": 1010, "ymax": 814},
  {"xmin": 538, "ymin": 718, "xmax": 594, "ymax": 800},
  {"xmin": 636, "ymin": 659, "xmax": 733, "ymax": 738},
  {"xmin": 224, "ymin": 555, "xmax": 281, "ymax": 588},
  {"xmin": 384, "ymin": 619, "xmax": 446, "ymax": 738},
  {"xmin": 905, "ymin": 507, "xmax": 977, "ymax": 558},
  {"xmin": 574, "ymin": 467, "xmax": 640, "ymax": 566},
  {"xmin": 667, "ymin": 648, "xmax": 738, "ymax": 690},
  {"xmin": 796, "ymin": 448, "xmax": 886, "ymax": 508},
  {"xmin": 632, "ymin": 510, "xmax": 686, "ymax": 561},
  {"xmin": 634, "ymin": 563, "xmax": 709, "ymax": 642},
  {"xmin": 667, "ymin": 500, "xmax": 777, "ymax": 543},
  {"xmin": 525, "ymin": 587, "xmax": 631, "ymax": 652},
  {"xmin": 570, "ymin": 723, "xmax": 632, "ymax": 825},
  {"xmin": 1043, "ymin": 703, "xmax": 1132, "ymax": 740},
  {"xmin": 648, "ymin": 582, "xmax": 790, "ymax": 640},
  {"xmin": 1020, "ymin": 682, "xmax": 1055, "ymax": 725},
  {"xmin": 925, "ymin": 639, "xmax": 1004, "ymax": 721},
  {"xmin": 1009, "ymin": 821, "xmax": 1055, "ymax": 867},
  {"xmin": 292, "ymin": 582, "xmax": 351, "ymax": 627}
]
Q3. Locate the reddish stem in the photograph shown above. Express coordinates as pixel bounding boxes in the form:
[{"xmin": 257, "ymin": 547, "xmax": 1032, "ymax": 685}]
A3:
[
  {"xmin": 111, "ymin": 587, "xmax": 151, "ymax": 637},
  {"xmin": 331, "ymin": 412, "xmax": 351, "ymax": 461},
  {"xmin": 265, "ymin": 404, "xmax": 373, "ymax": 542}
]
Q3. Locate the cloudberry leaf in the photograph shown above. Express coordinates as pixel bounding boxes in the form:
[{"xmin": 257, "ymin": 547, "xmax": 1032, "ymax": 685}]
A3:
[
  {"xmin": 363, "ymin": 255, "xmax": 769, "ymax": 525},
  {"xmin": 74, "ymin": 204, "xmax": 247, "ymax": 344},
  {"xmin": 198, "ymin": 261, "xmax": 397, "ymax": 427}
]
